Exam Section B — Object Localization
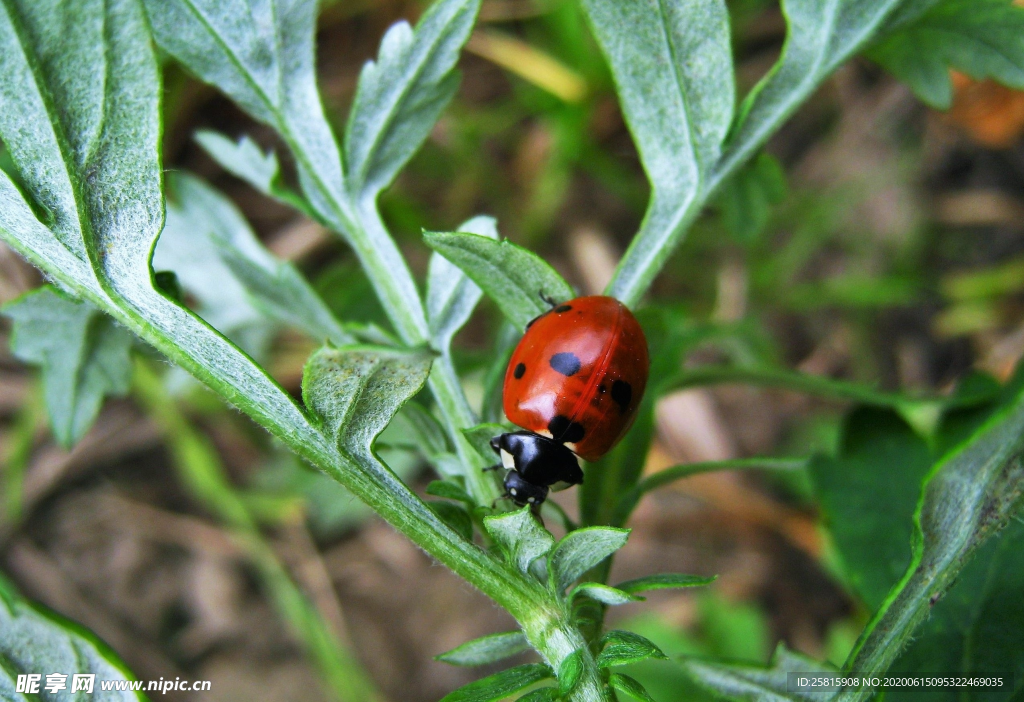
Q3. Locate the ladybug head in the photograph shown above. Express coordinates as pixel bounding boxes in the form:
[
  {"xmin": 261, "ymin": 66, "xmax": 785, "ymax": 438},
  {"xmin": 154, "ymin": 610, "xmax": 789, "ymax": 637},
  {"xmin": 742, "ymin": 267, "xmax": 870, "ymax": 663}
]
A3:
[{"xmin": 503, "ymin": 470, "xmax": 549, "ymax": 506}]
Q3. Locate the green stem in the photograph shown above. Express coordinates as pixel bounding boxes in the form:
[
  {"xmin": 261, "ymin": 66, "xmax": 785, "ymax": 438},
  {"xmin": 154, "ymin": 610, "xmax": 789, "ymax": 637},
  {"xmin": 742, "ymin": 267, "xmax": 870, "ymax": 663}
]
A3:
[
  {"xmin": 2, "ymin": 380, "xmax": 42, "ymax": 525},
  {"xmin": 132, "ymin": 359, "xmax": 383, "ymax": 702}
]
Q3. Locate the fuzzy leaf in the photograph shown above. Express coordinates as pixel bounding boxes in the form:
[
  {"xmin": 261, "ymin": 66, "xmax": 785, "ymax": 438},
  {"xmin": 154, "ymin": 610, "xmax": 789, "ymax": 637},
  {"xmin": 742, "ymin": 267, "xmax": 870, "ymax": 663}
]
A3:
[
  {"xmin": 3, "ymin": 288, "xmax": 132, "ymax": 448},
  {"xmin": 345, "ymin": 0, "xmax": 480, "ymax": 196},
  {"xmin": 427, "ymin": 215, "xmax": 498, "ymax": 351},
  {"xmin": 302, "ymin": 345, "xmax": 434, "ymax": 458},
  {"xmin": 608, "ymin": 673, "xmax": 658, "ymax": 702},
  {"xmin": 579, "ymin": 0, "xmax": 734, "ymax": 305},
  {"xmin": 195, "ymin": 130, "xmax": 312, "ymax": 215},
  {"xmin": 428, "ymin": 501, "xmax": 474, "ymax": 541},
  {"xmin": 868, "ymin": 0, "xmax": 1024, "ymax": 109},
  {"xmin": 569, "ymin": 583, "xmax": 641, "ymax": 606},
  {"xmin": 557, "ymin": 648, "xmax": 585, "ymax": 697},
  {"xmin": 840, "ymin": 388, "xmax": 1024, "ymax": 700},
  {"xmin": 682, "ymin": 643, "xmax": 831, "ymax": 702},
  {"xmin": 0, "ymin": 575, "xmax": 143, "ymax": 701},
  {"xmin": 403, "ymin": 402, "xmax": 451, "ymax": 458},
  {"xmin": 548, "ymin": 526, "xmax": 630, "ymax": 592},
  {"xmin": 484, "ymin": 507, "xmax": 555, "ymax": 575},
  {"xmin": 142, "ymin": 0, "xmax": 345, "ymax": 210},
  {"xmin": 614, "ymin": 573, "xmax": 717, "ymax": 594},
  {"xmin": 436, "ymin": 631, "xmax": 529, "ymax": 667},
  {"xmin": 439, "ymin": 663, "xmax": 553, "ymax": 702},
  {"xmin": 423, "ymin": 231, "xmax": 575, "ymax": 330},
  {"xmin": 597, "ymin": 630, "xmax": 666, "ymax": 669}
]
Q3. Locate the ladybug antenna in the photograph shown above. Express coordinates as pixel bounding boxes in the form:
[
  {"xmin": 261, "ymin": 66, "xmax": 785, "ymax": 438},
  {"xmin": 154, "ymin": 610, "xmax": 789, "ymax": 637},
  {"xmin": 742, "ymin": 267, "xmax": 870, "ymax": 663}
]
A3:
[{"xmin": 538, "ymin": 290, "xmax": 559, "ymax": 308}]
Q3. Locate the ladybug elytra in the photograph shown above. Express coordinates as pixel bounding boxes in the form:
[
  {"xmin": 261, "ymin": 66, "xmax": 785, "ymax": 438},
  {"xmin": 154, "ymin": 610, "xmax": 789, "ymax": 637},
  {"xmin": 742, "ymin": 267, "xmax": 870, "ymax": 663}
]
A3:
[{"xmin": 490, "ymin": 295, "xmax": 650, "ymax": 507}]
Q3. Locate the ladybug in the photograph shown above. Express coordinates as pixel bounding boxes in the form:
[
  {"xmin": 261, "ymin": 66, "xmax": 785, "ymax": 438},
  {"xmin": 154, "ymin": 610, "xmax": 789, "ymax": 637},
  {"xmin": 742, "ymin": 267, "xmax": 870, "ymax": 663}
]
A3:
[{"xmin": 490, "ymin": 295, "xmax": 649, "ymax": 507}]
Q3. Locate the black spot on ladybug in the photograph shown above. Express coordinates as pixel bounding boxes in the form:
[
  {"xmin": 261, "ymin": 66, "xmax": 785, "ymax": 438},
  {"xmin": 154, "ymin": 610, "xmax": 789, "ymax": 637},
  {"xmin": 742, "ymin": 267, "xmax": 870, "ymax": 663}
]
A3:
[
  {"xmin": 549, "ymin": 415, "xmax": 586, "ymax": 443},
  {"xmin": 611, "ymin": 380, "xmax": 632, "ymax": 412},
  {"xmin": 549, "ymin": 352, "xmax": 581, "ymax": 377},
  {"xmin": 513, "ymin": 363, "xmax": 526, "ymax": 379},
  {"xmin": 598, "ymin": 384, "xmax": 607, "ymax": 393},
  {"xmin": 555, "ymin": 304, "xmax": 572, "ymax": 313}
]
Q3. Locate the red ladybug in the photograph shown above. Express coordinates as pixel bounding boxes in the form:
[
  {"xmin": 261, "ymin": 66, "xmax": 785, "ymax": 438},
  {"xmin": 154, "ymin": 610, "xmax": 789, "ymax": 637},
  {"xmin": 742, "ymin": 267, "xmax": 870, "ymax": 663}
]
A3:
[{"xmin": 490, "ymin": 295, "xmax": 649, "ymax": 506}]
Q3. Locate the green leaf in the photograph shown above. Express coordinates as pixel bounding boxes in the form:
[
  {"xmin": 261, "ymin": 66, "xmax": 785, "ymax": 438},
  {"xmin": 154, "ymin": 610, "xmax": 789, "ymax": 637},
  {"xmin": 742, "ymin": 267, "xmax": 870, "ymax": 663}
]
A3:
[
  {"xmin": 0, "ymin": 573, "xmax": 143, "ymax": 701},
  {"xmin": 887, "ymin": 519, "xmax": 1024, "ymax": 698},
  {"xmin": 682, "ymin": 643, "xmax": 832, "ymax": 702},
  {"xmin": 194, "ymin": 130, "xmax": 312, "ymax": 215},
  {"xmin": 344, "ymin": 0, "xmax": 481, "ymax": 197},
  {"xmin": 160, "ymin": 173, "xmax": 358, "ymax": 351},
  {"xmin": 809, "ymin": 408, "xmax": 934, "ymax": 610},
  {"xmin": 427, "ymin": 215, "xmax": 498, "ymax": 351},
  {"xmin": 142, "ymin": 0, "xmax": 345, "ymax": 209},
  {"xmin": 569, "ymin": 583, "xmax": 641, "ymax": 606},
  {"xmin": 840, "ymin": 389, "xmax": 1024, "ymax": 699},
  {"xmin": 428, "ymin": 500, "xmax": 475, "ymax": 541},
  {"xmin": 597, "ymin": 630, "xmax": 666, "ymax": 669},
  {"xmin": 462, "ymin": 423, "xmax": 506, "ymax": 465},
  {"xmin": 3, "ymin": 287, "xmax": 132, "ymax": 449},
  {"xmin": 423, "ymin": 231, "xmax": 575, "ymax": 330},
  {"xmin": 867, "ymin": 0, "xmax": 1024, "ymax": 109},
  {"xmin": 427, "ymin": 480, "xmax": 475, "ymax": 506},
  {"xmin": 439, "ymin": 663, "xmax": 553, "ymax": 702},
  {"xmin": 557, "ymin": 648, "xmax": 585, "ymax": 697},
  {"xmin": 580, "ymin": 0, "xmax": 735, "ymax": 306},
  {"xmin": 436, "ymin": 630, "xmax": 529, "ymax": 667},
  {"xmin": 516, "ymin": 688, "xmax": 559, "ymax": 702},
  {"xmin": 716, "ymin": 152, "xmax": 787, "ymax": 245},
  {"xmin": 484, "ymin": 507, "xmax": 555, "ymax": 575},
  {"xmin": 402, "ymin": 402, "xmax": 451, "ymax": 458},
  {"xmin": 608, "ymin": 673, "xmax": 658, "ymax": 702},
  {"xmin": 548, "ymin": 526, "xmax": 630, "ymax": 592},
  {"xmin": 614, "ymin": 573, "xmax": 717, "ymax": 595},
  {"xmin": 301, "ymin": 345, "xmax": 434, "ymax": 458}
]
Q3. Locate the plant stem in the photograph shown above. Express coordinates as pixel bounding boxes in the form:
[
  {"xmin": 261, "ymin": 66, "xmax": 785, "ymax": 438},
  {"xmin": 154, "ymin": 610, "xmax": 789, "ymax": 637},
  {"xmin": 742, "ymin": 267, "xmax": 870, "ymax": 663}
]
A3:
[{"xmin": 519, "ymin": 604, "xmax": 612, "ymax": 702}]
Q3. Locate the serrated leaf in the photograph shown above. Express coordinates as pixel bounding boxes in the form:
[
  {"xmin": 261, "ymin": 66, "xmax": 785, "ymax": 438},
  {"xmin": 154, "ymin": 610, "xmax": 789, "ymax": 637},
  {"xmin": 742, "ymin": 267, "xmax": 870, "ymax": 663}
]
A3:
[
  {"xmin": 428, "ymin": 500, "xmax": 474, "ymax": 541},
  {"xmin": 484, "ymin": 507, "xmax": 555, "ymax": 575},
  {"xmin": 597, "ymin": 630, "xmax": 666, "ymax": 669},
  {"xmin": 436, "ymin": 630, "xmax": 529, "ymax": 667},
  {"xmin": 194, "ymin": 130, "xmax": 311, "ymax": 214},
  {"xmin": 716, "ymin": 152, "xmax": 787, "ymax": 245},
  {"xmin": 557, "ymin": 648, "xmax": 584, "ymax": 697},
  {"xmin": 462, "ymin": 423, "xmax": 506, "ymax": 465},
  {"xmin": 548, "ymin": 526, "xmax": 630, "ymax": 592},
  {"xmin": 608, "ymin": 673, "xmax": 658, "ymax": 702},
  {"xmin": 142, "ymin": 0, "xmax": 345, "ymax": 208},
  {"xmin": 867, "ymin": 0, "xmax": 1024, "ymax": 109},
  {"xmin": 345, "ymin": 0, "xmax": 480, "ymax": 197},
  {"xmin": 423, "ymin": 231, "xmax": 575, "ymax": 330},
  {"xmin": 579, "ymin": 0, "xmax": 734, "ymax": 306},
  {"xmin": 0, "ymin": 575, "xmax": 143, "ymax": 701},
  {"xmin": 682, "ymin": 643, "xmax": 832, "ymax": 702},
  {"xmin": 427, "ymin": 215, "xmax": 498, "ymax": 351},
  {"xmin": 302, "ymin": 345, "xmax": 434, "ymax": 458},
  {"xmin": 439, "ymin": 663, "xmax": 553, "ymax": 702},
  {"xmin": 3, "ymin": 287, "xmax": 132, "ymax": 449},
  {"xmin": 569, "ymin": 583, "xmax": 641, "ymax": 606},
  {"xmin": 614, "ymin": 573, "xmax": 717, "ymax": 594},
  {"xmin": 840, "ymin": 388, "xmax": 1024, "ymax": 700},
  {"xmin": 427, "ymin": 480, "xmax": 475, "ymax": 506}
]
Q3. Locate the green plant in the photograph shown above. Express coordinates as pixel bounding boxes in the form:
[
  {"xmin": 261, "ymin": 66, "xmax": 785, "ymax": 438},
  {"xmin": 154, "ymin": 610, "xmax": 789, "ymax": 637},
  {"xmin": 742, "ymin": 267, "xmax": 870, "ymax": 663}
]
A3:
[{"xmin": 1, "ymin": 1, "xmax": 1024, "ymax": 701}]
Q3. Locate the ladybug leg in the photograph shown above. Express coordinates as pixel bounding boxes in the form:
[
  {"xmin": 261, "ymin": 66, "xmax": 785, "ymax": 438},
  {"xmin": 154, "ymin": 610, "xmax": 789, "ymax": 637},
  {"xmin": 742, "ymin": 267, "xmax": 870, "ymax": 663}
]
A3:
[{"xmin": 483, "ymin": 463, "xmax": 503, "ymax": 472}]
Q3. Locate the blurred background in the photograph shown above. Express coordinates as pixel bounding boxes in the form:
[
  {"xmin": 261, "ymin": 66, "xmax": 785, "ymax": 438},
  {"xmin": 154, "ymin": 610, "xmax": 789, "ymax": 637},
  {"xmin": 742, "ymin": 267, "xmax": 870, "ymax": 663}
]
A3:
[{"xmin": 3, "ymin": 0, "xmax": 1024, "ymax": 700}]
